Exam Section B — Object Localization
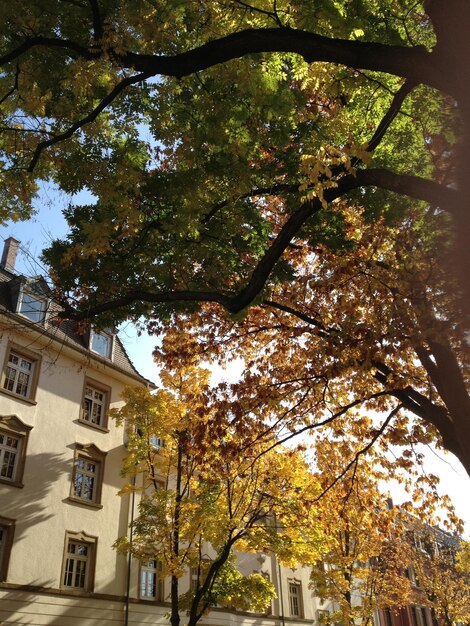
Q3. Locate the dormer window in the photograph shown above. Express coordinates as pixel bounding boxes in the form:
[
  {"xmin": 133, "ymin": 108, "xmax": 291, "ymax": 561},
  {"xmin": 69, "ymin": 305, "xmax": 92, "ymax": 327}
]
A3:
[
  {"xmin": 18, "ymin": 291, "xmax": 47, "ymax": 324},
  {"xmin": 90, "ymin": 329, "xmax": 113, "ymax": 359}
]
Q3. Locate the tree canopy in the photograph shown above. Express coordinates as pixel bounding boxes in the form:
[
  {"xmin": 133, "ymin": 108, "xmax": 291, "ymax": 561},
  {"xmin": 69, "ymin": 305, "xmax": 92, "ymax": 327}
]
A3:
[
  {"xmin": 1, "ymin": 1, "xmax": 469, "ymax": 472},
  {"xmin": 113, "ymin": 366, "xmax": 323, "ymax": 626}
]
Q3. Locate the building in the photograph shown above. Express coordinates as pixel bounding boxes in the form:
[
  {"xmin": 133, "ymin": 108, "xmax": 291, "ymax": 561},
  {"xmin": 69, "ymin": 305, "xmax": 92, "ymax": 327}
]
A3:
[{"xmin": 0, "ymin": 238, "xmax": 330, "ymax": 626}]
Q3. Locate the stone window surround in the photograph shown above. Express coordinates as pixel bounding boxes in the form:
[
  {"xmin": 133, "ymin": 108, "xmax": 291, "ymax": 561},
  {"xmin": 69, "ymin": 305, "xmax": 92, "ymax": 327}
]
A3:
[
  {"xmin": 68, "ymin": 443, "xmax": 107, "ymax": 509},
  {"xmin": 288, "ymin": 578, "xmax": 304, "ymax": 618},
  {"xmin": 61, "ymin": 530, "xmax": 98, "ymax": 593},
  {"xmin": 0, "ymin": 342, "xmax": 41, "ymax": 404},
  {"xmin": 0, "ymin": 515, "xmax": 16, "ymax": 581},
  {"xmin": 79, "ymin": 377, "xmax": 111, "ymax": 432},
  {"xmin": 0, "ymin": 414, "xmax": 32, "ymax": 488}
]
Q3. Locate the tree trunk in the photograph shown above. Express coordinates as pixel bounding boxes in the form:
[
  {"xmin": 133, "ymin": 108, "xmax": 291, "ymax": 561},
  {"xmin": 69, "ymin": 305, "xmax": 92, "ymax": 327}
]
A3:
[{"xmin": 170, "ymin": 434, "xmax": 184, "ymax": 626}]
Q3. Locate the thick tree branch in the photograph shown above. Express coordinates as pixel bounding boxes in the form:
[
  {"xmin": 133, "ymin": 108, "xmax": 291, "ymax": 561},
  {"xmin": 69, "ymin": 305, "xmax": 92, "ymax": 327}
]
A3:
[
  {"xmin": 120, "ymin": 28, "xmax": 436, "ymax": 89},
  {"xmin": 88, "ymin": 0, "xmax": 103, "ymax": 41},
  {"xmin": 0, "ymin": 29, "xmax": 433, "ymax": 84},
  {"xmin": 60, "ymin": 169, "xmax": 456, "ymax": 319}
]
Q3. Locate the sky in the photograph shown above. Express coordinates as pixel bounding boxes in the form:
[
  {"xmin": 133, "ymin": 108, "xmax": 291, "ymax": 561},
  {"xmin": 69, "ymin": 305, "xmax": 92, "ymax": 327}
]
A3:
[{"xmin": 1, "ymin": 184, "xmax": 469, "ymax": 535}]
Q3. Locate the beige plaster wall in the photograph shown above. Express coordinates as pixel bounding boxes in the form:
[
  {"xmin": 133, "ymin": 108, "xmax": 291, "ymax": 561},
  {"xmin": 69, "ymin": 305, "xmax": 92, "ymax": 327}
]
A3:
[{"xmin": 0, "ymin": 323, "xmax": 134, "ymax": 598}]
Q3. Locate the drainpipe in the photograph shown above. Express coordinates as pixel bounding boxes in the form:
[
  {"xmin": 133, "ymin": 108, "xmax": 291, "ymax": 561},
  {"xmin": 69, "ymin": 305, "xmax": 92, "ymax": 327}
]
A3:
[{"xmin": 124, "ymin": 473, "xmax": 137, "ymax": 626}]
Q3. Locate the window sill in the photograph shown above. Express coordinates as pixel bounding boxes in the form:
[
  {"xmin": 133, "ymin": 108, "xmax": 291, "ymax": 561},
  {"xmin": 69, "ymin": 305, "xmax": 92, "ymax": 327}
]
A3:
[
  {"xmin": 77, "ymin": 418, "xmax": 109, "ymax": 433},
  {"xmin": 0, "ymin": 477, "xmax": 24, "ymax": 489},
  {"xmin": 66, "ymin": 496, "xmax": 103, "ymax": 510},
  {"xmin": 0, "ymin": 388, "xmax": 37, "ymax": 405}
]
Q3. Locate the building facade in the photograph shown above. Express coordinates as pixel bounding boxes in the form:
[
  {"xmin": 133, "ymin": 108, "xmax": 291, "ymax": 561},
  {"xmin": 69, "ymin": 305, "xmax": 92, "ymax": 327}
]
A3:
[{"xmin": 0, "ymin": 238, "xmax": 331, "ymax": 626}]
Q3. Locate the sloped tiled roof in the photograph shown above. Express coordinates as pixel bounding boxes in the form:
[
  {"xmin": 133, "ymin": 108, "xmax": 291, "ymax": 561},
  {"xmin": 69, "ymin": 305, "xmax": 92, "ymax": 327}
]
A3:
[{"xmin": 0, "ymin": 265, "xmax": 154, "ymax": 387}]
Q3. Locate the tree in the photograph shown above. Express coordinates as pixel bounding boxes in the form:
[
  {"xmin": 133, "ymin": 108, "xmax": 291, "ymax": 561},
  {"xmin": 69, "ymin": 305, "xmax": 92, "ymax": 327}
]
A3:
[
  {"xmin": 310, "ymin": 441, "xmax": 413, "ymax": 626},
  {"xmin": 152, "ymin": 204, "xmax": 470, "ymax": 476},
  {"xmin": 1, "ymin": 2, "xmax": 468, "ymax": 472},
  {"xmin": 408, "ymin": 527, "xmax": 470, "ymax": 626},
  {"xmin": 113, "ymin": 366, "xmax": 323, "ymax": 626},
  {"xmin": 309, "ymin": 437, "xmax": 464, "ymax": 626}
]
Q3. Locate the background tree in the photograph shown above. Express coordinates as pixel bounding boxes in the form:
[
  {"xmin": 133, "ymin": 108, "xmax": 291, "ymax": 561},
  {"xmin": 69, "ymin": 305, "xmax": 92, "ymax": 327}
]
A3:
[
  {"xmin": 309, "ymin": 436, "xmax": 463, "ymax": 626},
  {"xmin": 408, "ymin": 527, "xmax": 470, "ymax": 626},
  {"xmin": 114, "ymin": 366, "xmax": 323, "ymax": 626}
]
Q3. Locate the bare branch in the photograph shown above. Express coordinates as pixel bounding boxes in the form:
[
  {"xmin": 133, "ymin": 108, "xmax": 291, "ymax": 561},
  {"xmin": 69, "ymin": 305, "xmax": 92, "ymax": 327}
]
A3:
[
  {"xmin": 0, "ymin": 36, "xmax": 97, "ymax": 66},
  {"xmin": 312, "ymin": 404, "xmax": 401, "ymax": 502},
  {"xmin": 0, "ymin": 64, "xmax": 20, "ymax": 106}
]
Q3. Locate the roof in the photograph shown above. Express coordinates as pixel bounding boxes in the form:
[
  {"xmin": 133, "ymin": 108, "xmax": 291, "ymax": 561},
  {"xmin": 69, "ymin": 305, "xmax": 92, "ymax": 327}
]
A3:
[{"xmin": 0, "ymin": 264, "xmax": 155, "ymax": 388}]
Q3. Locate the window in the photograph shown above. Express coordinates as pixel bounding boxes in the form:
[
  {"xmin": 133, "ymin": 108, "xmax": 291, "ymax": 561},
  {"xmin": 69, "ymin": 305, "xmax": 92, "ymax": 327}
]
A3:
[
  {"xmin": 406, "ymin": 565, "xmax": 419, "ymax": 586},
  {"xmin": 149, "ymin": 435, "xmax": 166, "ymax": 450},
  {"xmin": 140, "ymin": 559, "xmax": 164, "ymax": 601},
  {"xmin": 0, "ymin": 415, "xmax": 32, "ymax": 488},
  {"xmin": 69, "ymin": 444, "xmax": 106, "ymax": 508},
  {"xmin": 288, "ymin": 580, "xmax": 303, "ymax": 618},
  {"xmin": 0, "ymin": 516, "xmax": 15, "ymax": 581},
  {"xmin": 190, "ymin": 561, "xmax": 210, "ymax": 592},
  {"xmin": 0, "ymin": 431, "xmax": 20, "ymax": 481},
  {"xmin": 383, "ymin": 608, "xmax": 394, "ymax": 626},
  {"xmin": 80, "ymin": 379, "xmax": 110, "ymax": 430},
  {"xmin": 410, "ymin": 606, "xmax": 429, "ymax": 626},
  {"xmin": 61, "ymin": 531, "xmax": 97, "ymax": 592},
  {"xmin": 1, "ymin": 343, "xmax": 40, "ymax": 402},
  {"xmin": 317, "ymin": 610, "xmax": 330, "ymax": 625},
  {"xmin": 190, "ymin": 565, "xmax": 199, "ymax": 591},
  {"xmin": 90, "ymin": 329, "xmax": 113, "ymax": 358},
  {"xmin": 18, "ymin": 291, "xmax": 47, "ymax": 324}
]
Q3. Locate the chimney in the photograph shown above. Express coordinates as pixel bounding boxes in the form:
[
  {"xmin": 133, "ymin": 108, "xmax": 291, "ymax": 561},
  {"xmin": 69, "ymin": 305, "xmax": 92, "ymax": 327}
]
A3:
[{"xmin": 1, "ymin": 237, "xmax": 20, "ymax": 272}]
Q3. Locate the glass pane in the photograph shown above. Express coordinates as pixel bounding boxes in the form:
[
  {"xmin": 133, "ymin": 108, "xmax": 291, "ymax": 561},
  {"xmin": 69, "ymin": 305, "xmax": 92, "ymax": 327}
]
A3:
[
  {"xmin": 7, "ymin": 354, "xmax": 19, "ymax": 366},
  {"xmin": 75, "ymin": 559, "xmax": 86, "ymax": 588},
  {"xmin": 83, "ymin": 397, "xmax": 92, "ymax": 421},
  {"xmin": 83, "ymin": 475, "xmax": 95, "ymax": 500},
  {"xmin": 6, "ymin": 436, "xmax": 18, "ymax": 449},
  {"xmin": 1, "ymin": 450, "xmax": 16, "ymax": 478},
  {"xmin": 3, "ymin": 366, "xmax": 16, "ymax": 391},
  {"xmin": 91, "ymin": 332, "xmax": 111, "ymax": 357},
  {"xmin": 15, "ymin": 371, "xmax": 30, "ymax": 396},
  {"xmin": 20, "ymin": 293, "xmax": 45, "ymax": 323},
  {"xmin": 64, "ymin": 557, "xmax": 74, "ymax": 586}
]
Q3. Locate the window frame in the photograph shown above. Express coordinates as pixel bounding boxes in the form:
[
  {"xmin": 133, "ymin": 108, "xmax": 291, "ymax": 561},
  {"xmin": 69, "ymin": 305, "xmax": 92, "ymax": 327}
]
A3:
[
  {"xmin": 0, "ymin": 414, "xmax": 32, "ymax": 488},
  {"xmin": 288, "ymin": 579, "xmax": 304, "ymax": 618},
  {"xmin": 316, "ymin": 609, "xmax": 330, "ymax": 625},
  {"xmin": 17, "ymin": 289, "xmax": 48, "ymax": 325},
  {"xmin": 0, "ymin": 342, "xmax": 41, "ymax": 403},
  {"xmin": 79, "ymin": 378, "xmax": 111, "ymax": 431},
  {"xmin": 89, "ymin": 329, "xmax": 113, "ymax": 359},
  {"xmin": 68, "ymin": 443, "xmax": 106, "ymax": 509},
  {"xmin": 140, "ymin": 558, "xmax": 164, "ymax": 601},
  {"xmin": 0, "ymin": 515, "xmax": 15, "ymax": 581},
  {"xmin": 61, "ymin": 530, "xmax": 97, "ymax": 593},
  {"xmin": 383, "ymin": 608, "xmax": 394, "ymax": 626}
]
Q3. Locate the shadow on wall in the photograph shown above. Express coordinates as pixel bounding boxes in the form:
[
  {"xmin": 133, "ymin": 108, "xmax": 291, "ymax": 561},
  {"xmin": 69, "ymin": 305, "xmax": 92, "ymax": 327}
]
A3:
[{"xmin": 1, "ymin": 451, "xmax": 71, "ymax": 543}]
